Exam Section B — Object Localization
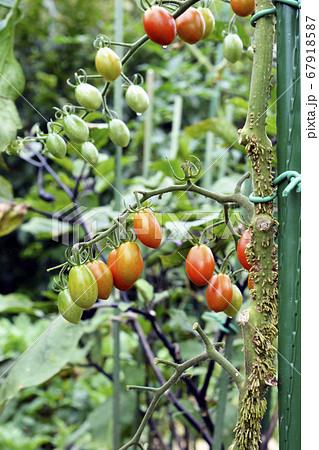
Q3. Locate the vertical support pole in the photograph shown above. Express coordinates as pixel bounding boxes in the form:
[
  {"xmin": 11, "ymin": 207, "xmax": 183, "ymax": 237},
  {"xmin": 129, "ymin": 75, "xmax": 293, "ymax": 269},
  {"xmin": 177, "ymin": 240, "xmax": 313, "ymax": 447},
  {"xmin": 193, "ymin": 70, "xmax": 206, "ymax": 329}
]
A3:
[
  {"xmin": 212, "ymin": 333, "xmax": 234, "ymax": 450},
  {"xmin": 170, "ymin": 95, "xmax": 183, "ymax": 159},
  {"xmin": 143, "ymin": 69, "xmax": 155, "ymax": 179},
  {"xmin": 276, "ymin": 4, "xmax": 301, "ymax": 449},
  {"xmin": 113, "ymin": 1, "xmax": 123, "ymax": 448},
  {"xmin": 202, "ymin": 91, "xmax": 220, "ymax": 190},
  {"xmin": 114, "ymin": 0, "xmax": 124, "ymax": 212}
]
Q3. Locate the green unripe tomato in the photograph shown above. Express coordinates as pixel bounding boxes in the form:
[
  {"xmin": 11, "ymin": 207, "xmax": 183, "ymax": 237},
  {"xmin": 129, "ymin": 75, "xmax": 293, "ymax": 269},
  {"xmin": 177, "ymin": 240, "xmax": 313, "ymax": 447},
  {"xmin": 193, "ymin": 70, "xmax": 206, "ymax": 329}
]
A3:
[
  {"xmin": 75, "ymin": 83, "xmax": 103, "ymax": 111},
  {"xmin": 125, "ymin": 85, "xmax": 150, "ymax": 114},
  {"xmin": 246, "ymin": 46, "xmax": 254, "ymax": 60},
  {"xmin": 198, "ymin": 7, "xmax": 215, "ymax": 39},
  {"xmin": 108, "ymin": 119, "xmax": 130, "ymax": 147},
  {"xmin": 223, "ymin": 284, "xmax": 243, "ymax": 318},
  {"xmin": 223, "ymin": 34, "xmax": 243, "ymax": 64},
  {"xmin": 95, "ymin": 47, "xmax": 122, "ymax": 83},
  {"xmin": 69, "ymin": 265, "xmax": 98, "ymax": 310},
  {"xmin": 80, "ymin": 142, "xmax": 99, "ymax": 165},
  {"xmin": 63, "ymin": 114, "xmax": 89, "ymax": 143},
  {"xmin": 58, "ymin": 288, "xmax": 83, "ymax": 324},
  {"xmin": 46, "ymin": 133, "xmax": 67, "ymax": 159}
]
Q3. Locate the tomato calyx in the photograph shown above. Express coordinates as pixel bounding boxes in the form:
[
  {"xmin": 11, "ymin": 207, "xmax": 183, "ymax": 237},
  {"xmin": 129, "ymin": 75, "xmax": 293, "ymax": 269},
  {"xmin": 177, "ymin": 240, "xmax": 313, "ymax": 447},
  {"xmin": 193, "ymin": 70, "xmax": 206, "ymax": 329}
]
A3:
[{"xmin": 166, "ymin": 155, "xmax": 201, "ymax": 182}]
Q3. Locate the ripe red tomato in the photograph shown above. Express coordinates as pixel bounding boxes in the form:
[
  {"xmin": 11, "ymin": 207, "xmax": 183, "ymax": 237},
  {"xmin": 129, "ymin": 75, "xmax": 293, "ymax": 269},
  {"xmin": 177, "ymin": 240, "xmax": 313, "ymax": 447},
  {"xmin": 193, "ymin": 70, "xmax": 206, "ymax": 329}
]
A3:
[
  {"xmin": 68, "ymin": 265, "xmax": 98, "ymax": 310},
  {"xmin": 87, "ymin": 260, "xmax": 113, "ymax": 300},
  {"xmin": 143, "ymin": 6, "xmax": 176, "ymax": 46},
  {"xmin": 176, "ymin": 8, "xmax": 205, "ymax": 45},
  {"xmin": 206, "ymin": 273, "xmax": 233, "ymax": 313},
  {"xmin": 116, "ymin": 242, "xmax": 144, "ymax": 286},
  {"xmin": 223, "ymin": 284, "xmax": 243, "ymax": 318},
  {"xmin": 108, "ymin": 249, "xmax": 133, "ymax": 291},
  {"xmin": 133, "ymin": 209, "xmax": 162, "ymax": 249},
  {"xmin": 237, "ymin": 229, "xmax": 252, "ymax": 270},
  {"xmin": 230, "ymin": 0, "xmax": 255, "ymax": 17},
  {"xmin": 185, "ymin": 245, "xmax": 215, "ymax": 286}
]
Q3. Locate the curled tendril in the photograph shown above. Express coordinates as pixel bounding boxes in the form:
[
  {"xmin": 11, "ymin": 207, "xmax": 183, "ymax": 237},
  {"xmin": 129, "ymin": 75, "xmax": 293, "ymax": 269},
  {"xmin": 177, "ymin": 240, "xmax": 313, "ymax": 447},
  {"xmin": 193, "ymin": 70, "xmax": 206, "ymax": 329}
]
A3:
[
  {"xmin": 165, "ymin": 157, "xmax": 186, "ymax": 182},
  {"xmin": 132, "ymin": 73, "xmax": 145, "ymax": 85},
  {"xmin": 53, "ymin": 104, "xmax": 75, "ymax": 119},
  {"xmin": 166, "ymin": 155, "xmax": 202, "ymax": 182},
  {"xmin": 102, "ymin": 108, "xmax": 117, "ymax": 122},
  {"xmin": 93, "ymin": 34, "xmax": 111, "ymax": 51},
  {"xmin": 136, "ymin": 0, "xmax": 150, "ymax": 12},
  {"xmin": 200, "ymin": 0, "xmax": 213, "ymax": 7},
  {"xmin": 47, "ymin": 120, "xmax": 63, "ymax": 134},
  {"xmin": 67, "ymin": 69, "xmax": 88, "ymax": 88},
  {"xmin": 64, "ymin": 246, "xmax": 90, "ymax": 267}
]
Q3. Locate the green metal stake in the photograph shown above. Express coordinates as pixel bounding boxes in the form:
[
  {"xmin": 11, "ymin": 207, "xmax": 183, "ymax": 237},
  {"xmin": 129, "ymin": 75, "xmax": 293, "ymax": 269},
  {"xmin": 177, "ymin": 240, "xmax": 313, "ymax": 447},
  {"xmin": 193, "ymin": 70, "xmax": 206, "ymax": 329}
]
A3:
[
  {"xmin": 213, "ymin": 333, "xmax": 234, "ymax": 450},
  {"xmin": 170, "ymin": 95, "xmax": 183, "ymax": 159},
  {"xmin": 202, "ymin": 91, "xmax": 220, "ymax": 190},
  {"xmin": 143, "ymin": 69, "xmax": 155, "ymax": 179},
  {"xmin": 114, "ymin": 0, "xmax": 124, "ymax": 212},
  {"xmin": 113, "ymin": 1, "xmax": 124, "ymax": 448},
  {"xmin": 276, "ymin": 4, "xmax": 301, "ymax": 449}
]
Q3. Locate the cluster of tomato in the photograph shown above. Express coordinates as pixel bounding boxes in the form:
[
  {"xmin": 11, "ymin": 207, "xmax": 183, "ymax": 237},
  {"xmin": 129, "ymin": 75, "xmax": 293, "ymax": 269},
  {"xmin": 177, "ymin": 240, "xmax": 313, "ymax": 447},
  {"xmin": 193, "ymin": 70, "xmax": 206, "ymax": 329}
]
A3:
[
  {"xmin": 45, "ymin": 45, "xmax": 150, "ymax": 162},
  {"xmin": 185, "ymin": 229, "xmax": 252, "ymax": 318},
  {"xmin": 57, "ymin": 209, "xmax": 161, "ymax": 324},
  {"xmin": 143, "ymin": 2, "xmax": 255, "ymax": 65},
  {"xmin": 143, "ymin": 5, "xmax": 215, "ymax": 47},
  {"xmin": 58, "ymin": 207, "xmax": 253, "ymax": 324}
]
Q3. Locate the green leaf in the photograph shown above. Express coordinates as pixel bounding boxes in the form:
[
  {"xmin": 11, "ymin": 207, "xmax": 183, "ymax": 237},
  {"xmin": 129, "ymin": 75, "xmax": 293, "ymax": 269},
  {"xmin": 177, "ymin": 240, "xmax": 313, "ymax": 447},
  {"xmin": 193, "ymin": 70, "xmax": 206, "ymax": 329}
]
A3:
[
  {"xmin": 20, "ymin": 217, "xmax": 70, "ymax": 239},
  {"xmin": 0, "ymin": 2, "xmax": 24, "ymax": 152},
  {"xmin": 0, "ymin": 318, "xmax": 85, "ymax": 407},
  {"xmin": 0, "ymin": 293, "xmax": 36, "ymax": 315},
  {"xmin": 0, "ymin": 1, "xmax": 15, "ymax": 8},
  {"xmin": 135, "ymin": 279, "xmax": 154, "ymax": 303},
  {"xmin": 0, "ymin": 175, "xmax": 13, "ymax": 201},
  {"xmin": 184, "ymin": 118, "xmax": 241, "ymax": 150},
  {"xmin": 0, "ymin": 98, "xmax": 22, "ymax": 153},
  {"xmin": 159, "ymin": 241, "xmax": 192, "ymax": 269}
]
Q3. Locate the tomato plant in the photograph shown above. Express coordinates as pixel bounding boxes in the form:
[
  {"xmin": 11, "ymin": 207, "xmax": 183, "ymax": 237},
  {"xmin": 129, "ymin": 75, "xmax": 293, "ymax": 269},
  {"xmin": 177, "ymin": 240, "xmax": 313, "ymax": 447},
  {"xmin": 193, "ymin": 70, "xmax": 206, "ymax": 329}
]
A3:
[
  {"xmin": 95, "ymin": 46, "xmax": 122, "ymax": 82},
  {"xmin": 230, "ymin": 0, "xmax": 255, "ymax": 17},
  {"xmin": 87, "ymin": 260, "xmax": 113, "ymax": 300},
  {"xmin": 237, "ymin": 229, "xmax": 252, "ymax": 270},
  {"xmin": 116, "ymin": 242, "xmax": 143, "ymax": 286},
  {"xmin": 75, "ymin": 83, "xmax": 103, "ymax": 111},
  {"xmin": 143, "ymin": 6, "xmax": 176, "ymax": 46},
  {"xmin": 222, "ymin": 34, "xmax": 243, "ymax": 64},
  {"xmin": 176, "ymin": 7, "xmax": 205, "ymax": 45},
  {"xmin": 223, "ymin": 284, "xmax": 243, "ymax": 318},
  {"xmin": 57, "ymin": 288, "xmax": 83, "ymax": 324},
  {"xmin": 46, "ymin": 133, "xmax": 67, "ymax": 159},
  {"xmin": 206, "ymin": 273, "xmax": 233, "ymax": 312},
  {"xmin": 108, "ymin": 119, "xmax": 130, "ymax": 148},
  {"xmin": 63, "ymin": 114, "xmax": 89, "ymax": 143},
  {"xmin": 133, "ymin": 209, "xmax": 162, "ymax": 249},
  {"xmin": 125, "ymin": 85, "xmax": 149, "ymax": 114},
  {"xmin": 185, "ymin": 245, "xmax": 215, "ymax": 286},
  {"xmin": 68, "ymin": 265, "xmax": 98, "ymax": 309},
  {"xmin": 197, "ymin": 7, "xmax": 215, "ymax": 39},
  {"xmin": 108, "ymin": 249, "xmax": 133, "ymax": 291},
  {"xmin": 80, "ymin": 141, "xmax": 99, "ymax": 165}
]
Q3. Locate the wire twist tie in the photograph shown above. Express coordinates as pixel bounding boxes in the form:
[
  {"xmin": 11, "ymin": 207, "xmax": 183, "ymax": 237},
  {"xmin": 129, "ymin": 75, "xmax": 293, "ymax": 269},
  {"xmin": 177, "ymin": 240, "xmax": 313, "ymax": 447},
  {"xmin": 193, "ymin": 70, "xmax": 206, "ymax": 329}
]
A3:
[{"xmin": 249, "ymin": 170, "xmax": 301, "ymax": 203}]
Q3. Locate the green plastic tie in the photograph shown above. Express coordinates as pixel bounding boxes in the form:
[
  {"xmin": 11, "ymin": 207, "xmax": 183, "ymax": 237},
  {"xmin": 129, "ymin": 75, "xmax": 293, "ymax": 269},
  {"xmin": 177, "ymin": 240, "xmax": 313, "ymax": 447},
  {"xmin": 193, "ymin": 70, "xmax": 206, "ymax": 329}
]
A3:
[
  {"xmin": 249, "ymin": 170, "xmax": 301, "ymax": 203},
  {"xmin": 250, "ymin": 8, "xmax": 276, "ymax": 27},
  {"xmin": 250, "ymin": 1, "xmax": 301, "ymax": 27}
]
